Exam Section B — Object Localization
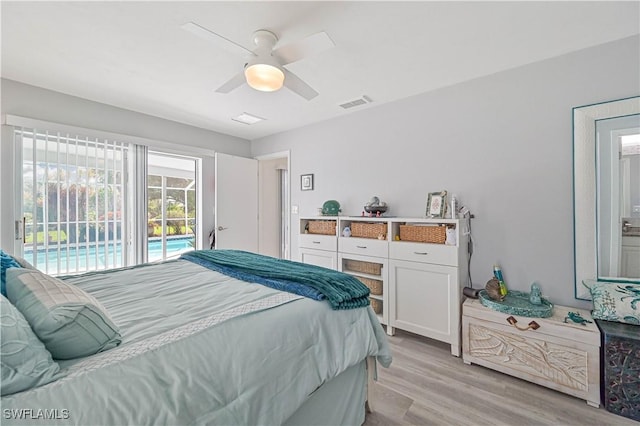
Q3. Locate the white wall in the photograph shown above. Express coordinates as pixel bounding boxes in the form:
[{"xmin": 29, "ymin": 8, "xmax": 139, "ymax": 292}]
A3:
[
  {"xmin": 0, "ymin": 79, "xmax": 251, "ymax": 253},
  {"xmin": 252, "ymin": 35, "xmax": 640, "ymax": 309},
  {"xmin": 1, "ymin": 79, "xmax": 251, "ymax": 156}
]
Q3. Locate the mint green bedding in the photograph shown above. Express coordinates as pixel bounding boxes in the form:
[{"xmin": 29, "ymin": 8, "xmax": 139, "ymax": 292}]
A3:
[{"xmin": 1, "ymin": 259, "xmax": 391, "ymax": 425}]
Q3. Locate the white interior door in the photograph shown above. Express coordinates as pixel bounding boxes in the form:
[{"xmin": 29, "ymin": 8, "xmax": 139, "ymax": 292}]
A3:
[{"xmin": 214, "ymin": 153, "xmax": 258, "ymax": 251}]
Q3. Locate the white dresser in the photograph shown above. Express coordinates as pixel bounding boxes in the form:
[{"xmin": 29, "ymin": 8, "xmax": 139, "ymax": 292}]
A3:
[{"xmin": 299, "ymin": 216, "xmax": 469, "ymax": 356}]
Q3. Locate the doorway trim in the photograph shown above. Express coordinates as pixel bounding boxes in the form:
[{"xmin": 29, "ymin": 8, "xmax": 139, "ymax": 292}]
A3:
[{"xmin": 255, "ymin": 150, "xmax": 291, "ymax": 259}]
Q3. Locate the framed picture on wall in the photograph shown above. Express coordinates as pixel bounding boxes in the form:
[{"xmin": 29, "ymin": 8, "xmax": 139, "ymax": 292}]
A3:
[
  {"xmin": 301, "ymin": 174, "xmax": 314, "ymax": 191},
  {"xmin": 426, "ymin": 191, "xmax": 447, "ymax": 218}
]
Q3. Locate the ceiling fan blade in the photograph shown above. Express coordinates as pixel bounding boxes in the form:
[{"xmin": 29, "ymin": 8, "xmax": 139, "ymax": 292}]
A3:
[
  {"xmin": 273, "ymin": 31, "xmax": 335, "ymax": 65},
  {"xmin": 283, "ymin": 69, "xmax": 318, "ymax": 101},
  {"xmin": 181, "ymin": 22, "xmax": 253, "ymax": 57},
  {"xmin": 215, "ymin": 71, "xmax": 246, "ymax": 94}
]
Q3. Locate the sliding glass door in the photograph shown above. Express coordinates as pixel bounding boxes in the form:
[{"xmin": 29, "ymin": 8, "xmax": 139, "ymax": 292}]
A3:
[
  {"xmin": 147, "ymin": 152, "xmax": 197, "ymax": 262},
  {"xmin": 16, "ymin": 128, "xmax": 200, "ymax": 274},
  {"xmin": 19, "ymin": 128, "xmax": 128, "ymax": 274}
]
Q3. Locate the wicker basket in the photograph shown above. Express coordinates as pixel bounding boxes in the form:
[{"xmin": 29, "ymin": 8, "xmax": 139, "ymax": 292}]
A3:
[
  {"xmin": 357, "ymin": 276, "xmax": 383, "ymax": 295},
  {"xmin": 351, "ymin": 222, "xmax": 387, "ymax": 239},
  {"xmin": 399, "ymin": 225, "xmax": 447, "ymax": 244},
  {"xmin": 307, "ymin": 220, "xmax": 336, "ymax": 235},
  {"xmin": 344, "ymin": 259, "xmax": 382, "ymax": 276},
  {"xmin": 370, "ymin": 299, "xmax": 383, "ymax": 315}
]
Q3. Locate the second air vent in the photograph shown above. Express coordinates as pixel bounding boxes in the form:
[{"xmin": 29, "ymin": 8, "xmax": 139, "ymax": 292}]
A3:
[{"xmin": 339, "ymin": 95, "xmax": 373, "ymax": 109}]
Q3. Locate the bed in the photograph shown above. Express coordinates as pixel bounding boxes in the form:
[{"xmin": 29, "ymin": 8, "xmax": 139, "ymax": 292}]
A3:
[{"xmin": 0, "ymin": 249, "xmax": 392, "ymax": 425}]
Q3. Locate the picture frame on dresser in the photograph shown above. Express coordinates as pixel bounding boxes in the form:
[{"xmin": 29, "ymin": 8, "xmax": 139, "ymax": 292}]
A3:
[{"xmin": 426, "ymin": 191, "xmax": 447, "ymax": 218}]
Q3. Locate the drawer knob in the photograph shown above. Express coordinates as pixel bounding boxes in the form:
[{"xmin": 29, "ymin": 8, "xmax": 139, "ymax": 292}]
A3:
[{"xmin": 506, "ymin": 316, "xmax": 540, "ymax": 331}]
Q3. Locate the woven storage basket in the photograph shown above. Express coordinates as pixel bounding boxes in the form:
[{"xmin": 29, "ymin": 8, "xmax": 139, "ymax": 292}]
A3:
[
  {"xmin": 357, "ymin": 276, "xmax": 383, "ymax": 295},
  {"xmin": 351, "ymin": 222, "xmax": 387, "ymax": 239},
  {"xmin": 307, "ymin": 220, "xmax": 336, "ymax": 235},
  {"xmin": 344, "ymin": 259, "xmax": 382, "ymax": 276},
  {"xmin": 370, "ymin": 299, "xmax": 382, "ymax": 315},
  {"xmin": 399, "ymin": 225, "xmax": 447, "ymax": 244}
]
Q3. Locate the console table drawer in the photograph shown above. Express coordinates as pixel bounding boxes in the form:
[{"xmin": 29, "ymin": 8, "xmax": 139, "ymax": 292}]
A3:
[
  {"xmin": 389, "ymin": 241, "xmax": 457, "ymax": 266},
  {"xmin": 299, "ymin": 234, "xmax": 337, "ymax": 251},
  {"xmin": 339, "ymin": 238, "xmax": 388, "ymax": 258}
]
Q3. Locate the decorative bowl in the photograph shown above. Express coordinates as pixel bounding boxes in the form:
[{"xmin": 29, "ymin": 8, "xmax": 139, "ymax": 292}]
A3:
[
  {"xmin": 322, "ymin": 200, "xmax": 341, "ymax": 216},
  {"xmin": 478, "ymin": 290, "xmax": 553, "ymax": 318},
  {"xmin": 364, "ymin": 205, "xmax": 388, "ymax": 215}
]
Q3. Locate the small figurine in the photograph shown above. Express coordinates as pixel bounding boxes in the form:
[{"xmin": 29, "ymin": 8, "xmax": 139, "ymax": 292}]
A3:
[
  {"xmin": 304, "ymin": 223, "xmax": 309, "ymax": 234},
  {"xmin": 529, "ymin": 282, "xmax": 542, "ymax": 305},
  {"xmin": 377, "ymin": 233, "xmax": 385, "ymax": 240},
  {"xmin": 445, "ymin": 227, "xmax": 456, "ymax": 246},
  {"xmin": 485, "ymin": 278, "xmax": 505, "ymax": 301},
  {"xmin": 564, "ymin": 311, "xmax": 593, "ymax": 325},
  {"xmin": 342, "ymin": 226, "xmax": 351, "ymax": 237},
  {"xmin": 376, "ymin": 211, "xmax": 381, "ymax": 217},
  {"xmin": 395, "ymin": 235, "xmax": 400, "ymax": 241},
  {"xmin": 362, "ymin": 211, "xmax": 365, "ymax": 217}
]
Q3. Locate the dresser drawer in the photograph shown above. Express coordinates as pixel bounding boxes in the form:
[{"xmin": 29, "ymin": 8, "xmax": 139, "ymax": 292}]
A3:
[
  {"xmin": 339, "ymin": 238, "xmax": 388, "ymax": 258},
  {"xmin": 299, "ymin": 234, "xmax": 337, "ymax": 251},
  {"xmin": 389, "ymin": 241, "xmax": 457, "ymax": 266}
]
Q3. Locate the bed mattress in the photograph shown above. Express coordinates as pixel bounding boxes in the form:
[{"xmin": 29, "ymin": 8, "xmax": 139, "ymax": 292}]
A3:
[{"xmin": 1, "ymin": 259, "xmax": 391, "ymax": 425}]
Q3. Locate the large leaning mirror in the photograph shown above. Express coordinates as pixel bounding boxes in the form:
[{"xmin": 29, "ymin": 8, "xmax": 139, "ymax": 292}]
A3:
[{"xmin": 574, "ymin": 96, "xmax": 640, "ymax": 300}]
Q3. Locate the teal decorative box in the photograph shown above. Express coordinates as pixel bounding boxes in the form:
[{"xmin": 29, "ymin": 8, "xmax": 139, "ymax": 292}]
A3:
[{"xmin": 478, "ymin": 290, "xmax": 553, "ymax": 318}]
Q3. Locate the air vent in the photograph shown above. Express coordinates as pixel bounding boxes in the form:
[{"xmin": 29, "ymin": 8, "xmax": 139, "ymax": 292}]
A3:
[
  {"xmin": 339, "ymin": 95, "xmax": 373, "ymax": 109},
  {"xmin": 232, "ymin": 112, "xmax": 265, "ymax": 125}
]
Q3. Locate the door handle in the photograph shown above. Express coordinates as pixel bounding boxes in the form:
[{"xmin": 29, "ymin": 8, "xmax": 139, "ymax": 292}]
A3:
[
  {"xmin": 15, "ymin": 219, "xmax": 24, "ymax": 241},
  {"xmin": 217, "ymin": 226, "xmax": 228, "ymax": 231}
]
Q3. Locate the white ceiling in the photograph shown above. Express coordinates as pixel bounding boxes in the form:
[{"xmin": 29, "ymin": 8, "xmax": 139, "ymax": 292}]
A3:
[{"xmin": 2, "ymin": 1, "xmax": 639, "ymax": 141}]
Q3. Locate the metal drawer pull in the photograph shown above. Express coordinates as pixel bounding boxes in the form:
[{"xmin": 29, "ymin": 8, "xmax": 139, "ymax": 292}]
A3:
[
  {"xmin": 356, "ymin": 245, "xmax": 367, "ymax": 249},
  {"xmin": 506, "ymin": 316, "xmax": 540, "ymax": 331},
  {"xmin": 413, "ymin": 251, "xmax": 428, "ymax": 255},
  {"xmin": 312, "ymin": 241, "xmax": 321, "ymax": 244}
]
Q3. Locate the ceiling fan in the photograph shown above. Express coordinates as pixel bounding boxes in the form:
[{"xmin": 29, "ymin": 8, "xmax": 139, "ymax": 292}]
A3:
[{"xmin": 182, "ymin": 22, "xmax": 335, "ymax": 100}]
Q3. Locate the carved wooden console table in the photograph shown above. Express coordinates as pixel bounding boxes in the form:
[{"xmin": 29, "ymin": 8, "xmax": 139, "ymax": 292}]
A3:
[{"xmin": 462, "ymin": 298, "xmax": 600, "ymax": 407}]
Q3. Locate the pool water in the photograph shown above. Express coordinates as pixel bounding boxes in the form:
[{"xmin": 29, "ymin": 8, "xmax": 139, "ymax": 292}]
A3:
[{"xmin": 24, "ymin": 237, "xmax": 194, "ymax": 275}]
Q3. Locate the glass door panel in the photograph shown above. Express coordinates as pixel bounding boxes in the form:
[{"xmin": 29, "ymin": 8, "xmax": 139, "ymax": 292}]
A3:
[{"xmin": 147, "ymin": 153, "xmax": 197, "ymax": 262}]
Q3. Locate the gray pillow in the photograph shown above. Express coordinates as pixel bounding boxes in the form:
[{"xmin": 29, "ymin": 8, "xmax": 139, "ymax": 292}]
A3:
[
  {"xmin": 6, "ymin": 268, "xmax": 122, "ymax": 360},
  {"xmin": 0, "ymin": 295, "xmax": 61, "ymax": 395},
  {"xmin": 11, "ymin": 255, "xmax": 37, "ymax": 270}
]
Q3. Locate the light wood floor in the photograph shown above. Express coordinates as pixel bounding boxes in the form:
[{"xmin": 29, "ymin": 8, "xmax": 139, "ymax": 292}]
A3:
[{"xmin": 364, "ymin": 330, "xmax": 637, "ymax": 426}]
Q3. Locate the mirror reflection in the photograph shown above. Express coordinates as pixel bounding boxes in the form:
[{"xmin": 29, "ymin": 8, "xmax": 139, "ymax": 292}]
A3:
[
  {"xmin": 597, "ymin": 114, "xmax": 640, "ymax": 280},
  {"xmin": 574, "ymin": 96, "xmax": 640, "ymax": 300}
]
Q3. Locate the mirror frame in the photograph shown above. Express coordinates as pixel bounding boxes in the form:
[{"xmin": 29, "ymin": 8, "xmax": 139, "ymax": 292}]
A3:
[{"xmin": 573, "ymin": 96, "xmax": 640, "ymax": 300}]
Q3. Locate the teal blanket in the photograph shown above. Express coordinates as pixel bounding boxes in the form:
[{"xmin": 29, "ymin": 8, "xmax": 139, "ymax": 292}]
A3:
[{"xmin": 181, "ymin": 250, "xmax": 370, "ymax": 310}]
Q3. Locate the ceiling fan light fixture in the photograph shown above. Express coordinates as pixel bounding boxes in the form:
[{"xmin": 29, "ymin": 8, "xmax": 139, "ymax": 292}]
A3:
[{"xmin": 244, "ymin": 62, "xmax": 284, "ymax": 92}]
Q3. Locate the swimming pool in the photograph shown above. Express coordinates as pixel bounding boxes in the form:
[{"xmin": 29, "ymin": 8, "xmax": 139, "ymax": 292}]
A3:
[{"xmin": 23, "ymin": 237, "xmax": 194, "ymax": 275}]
